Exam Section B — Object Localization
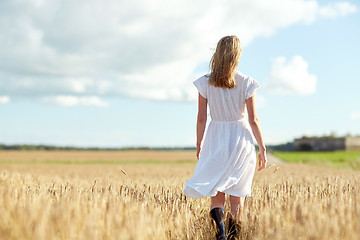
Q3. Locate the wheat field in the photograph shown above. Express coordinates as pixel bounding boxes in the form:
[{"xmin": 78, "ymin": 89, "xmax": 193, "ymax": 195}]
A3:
[{"xmin": 0, "ymin": 150, "xmax": 359, "ymax": 240}]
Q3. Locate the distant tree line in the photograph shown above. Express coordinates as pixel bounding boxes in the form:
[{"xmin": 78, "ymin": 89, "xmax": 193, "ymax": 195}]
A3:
[
  {"xmin": 1, "ymin": 136, "xmax": 358, "ymax": 151},
  {"xmin": 0, "ymin": 144, "xmax": 196, "ymax": 151},
  {"xmin": 265, "ymin": 142, "xmax": 294, "ymax": 152},
  {"xmin": 299, "ymin": 132, "xmax": 360, "ymax": 139},
  {"xmin": 0, "ymin": 144, "xmax": 107, "ymax": 151}
]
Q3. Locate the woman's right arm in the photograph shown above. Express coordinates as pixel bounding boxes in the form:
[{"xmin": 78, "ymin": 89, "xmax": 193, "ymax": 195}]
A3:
[
  {"xmin": 196, "ymin": 93, "xmax": 208, "ymax": 159},
  {"xmin": 245, "ymin": 93, "xmax": 267, "ymax": 171}
]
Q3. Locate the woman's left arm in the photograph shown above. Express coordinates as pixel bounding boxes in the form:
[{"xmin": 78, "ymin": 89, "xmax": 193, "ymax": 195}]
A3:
[{"xmin": 196, "ymin": 93, "xmax": 207, "ymax": 159}]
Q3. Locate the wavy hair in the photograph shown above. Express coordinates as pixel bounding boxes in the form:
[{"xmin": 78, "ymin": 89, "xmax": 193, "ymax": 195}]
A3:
[{"xmin": 209, "ymin": 35, "xmax": 242, "ymax": 88}]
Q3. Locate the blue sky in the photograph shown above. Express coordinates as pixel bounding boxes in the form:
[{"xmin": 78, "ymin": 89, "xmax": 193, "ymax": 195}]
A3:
[{"xmin": 0, "ymin": 0, "xmax": 359, "ymax": 147}]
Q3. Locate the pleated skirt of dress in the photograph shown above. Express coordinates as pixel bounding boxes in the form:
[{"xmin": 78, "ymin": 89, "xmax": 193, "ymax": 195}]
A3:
[{"xmin": 184, "ymin": 119, "xmax": 257, "ymax": 198}]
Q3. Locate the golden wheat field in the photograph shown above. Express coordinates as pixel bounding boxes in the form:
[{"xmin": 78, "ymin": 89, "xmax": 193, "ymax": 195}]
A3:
[{"xmin": 0, "ymin": 150, "xmax": 359, "ymax": 240}]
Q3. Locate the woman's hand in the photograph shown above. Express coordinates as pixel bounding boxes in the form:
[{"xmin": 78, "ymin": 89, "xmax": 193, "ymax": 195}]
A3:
[{"xmin": 257, "ymin": 150, "xmax": 267, "ymax": 171}]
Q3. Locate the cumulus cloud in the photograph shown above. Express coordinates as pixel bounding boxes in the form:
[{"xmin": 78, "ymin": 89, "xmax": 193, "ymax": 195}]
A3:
[
  {"xmin": 256, "ymin": 94, "xmax": 267, "ymax": 108},
  {"xmin": 350, "ymin": 112, "xmax": 360, "ymax": 120},
  {"xmin": 265, "ymin": 56, "xmax": 317, "ymax": 95},
  {"xmin": 0, "ymin": 0, "xmax": 356, "ymax": 105},
  {"xmin": 41, "ymin": 95, "xmax": 109, "ymax": 107},
  {"xmin": 319, "ymin": 2, "xmax": 357, "ymax": 18},
  {"xmin": 0, "ymin": 96, "xmax": 10, "ymax": 104}
]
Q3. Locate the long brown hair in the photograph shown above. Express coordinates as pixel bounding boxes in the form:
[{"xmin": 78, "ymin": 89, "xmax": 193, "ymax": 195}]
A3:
[{"xmin": 209, "ymin": 35, "xmax": 242, "ymax": 88}]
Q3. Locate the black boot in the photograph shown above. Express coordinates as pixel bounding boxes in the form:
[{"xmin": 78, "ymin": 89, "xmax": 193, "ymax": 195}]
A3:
[
  {"xmin": 227, "ymin": 218, "xmax": 240, "ymax": 240},
  {"xmin": 210, "ymin": 208, "xmax": 227, "ymax": 240}
]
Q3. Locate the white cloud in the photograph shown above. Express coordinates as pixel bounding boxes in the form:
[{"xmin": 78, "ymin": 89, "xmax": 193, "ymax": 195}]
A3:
[
  {"xmin": 42, "ymin": 95, "xmax": 109, "ymax": 107},
  {"xmin": 350, "ymin": 112, "xmax": 360, "ymax": 120},
  {"xmin": 319, "ymin": 2, "xmax": 357, "ymax": 18},
  {"xmin": 0, "ymin": 0, "xmax": 356, "ymax": 105},
  {"xmin": 256, "ymin": 94, "xmax": 267, "ymax": 108},
  {"xmin": 0, "ymin": 96, "xmax": 10, "ymax": 104},
  {"xmin": 265, "ymin": 56, "xmax": 317, "ymax": 95}
]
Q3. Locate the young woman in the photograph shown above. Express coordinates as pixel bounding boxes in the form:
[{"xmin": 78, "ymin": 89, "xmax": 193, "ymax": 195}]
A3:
[{"xmin": 183, "ymin": 35, "xmax": 267, "ymax": 240}]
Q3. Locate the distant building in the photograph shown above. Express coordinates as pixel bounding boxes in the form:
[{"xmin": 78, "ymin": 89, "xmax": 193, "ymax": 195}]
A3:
[{"xmin": 293, "ymin": 137, "xmax": 360, "ymax": 151}]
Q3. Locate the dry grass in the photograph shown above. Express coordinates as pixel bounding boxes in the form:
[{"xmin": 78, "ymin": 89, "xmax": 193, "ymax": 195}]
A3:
[
  {"xmin": 0, "ymin": 150, "xmax": 359, "ymax": 240},
  {"xmin": 0, "ymin": 150, "xmax": 195, "ymax": 163}
]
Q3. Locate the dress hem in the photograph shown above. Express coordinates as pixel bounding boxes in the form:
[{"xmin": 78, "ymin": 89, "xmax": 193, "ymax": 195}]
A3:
[{"xmin": 184, "ymin": 186, "xmax": 252, "ymax": 199}]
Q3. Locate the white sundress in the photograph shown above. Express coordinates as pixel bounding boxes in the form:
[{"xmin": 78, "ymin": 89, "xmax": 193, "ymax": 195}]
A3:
[{"xmin": 183, "ymin": 71, "xmax": 259, "ymax": 198}]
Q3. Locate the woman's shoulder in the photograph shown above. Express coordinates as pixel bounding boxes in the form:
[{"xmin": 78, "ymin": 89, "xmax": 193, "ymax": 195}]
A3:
[
  {"xmin": 235, "ymin": 71, "xmax": 251, "ymax": 80},
  {"xmin": 235, "ymin": 71, "xmax": 257, "ymax": 85},
  {"xmin": 194, "ymin": 74, "xmax": 210, "ymax": 84}
]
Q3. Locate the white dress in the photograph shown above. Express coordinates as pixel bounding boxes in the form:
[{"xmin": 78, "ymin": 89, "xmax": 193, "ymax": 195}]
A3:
[{"xmin": 183, "ymin": 71, "xmax": 259, "ymax": 198}]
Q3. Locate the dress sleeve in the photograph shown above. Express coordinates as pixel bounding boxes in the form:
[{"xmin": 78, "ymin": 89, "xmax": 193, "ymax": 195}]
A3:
[
  {"xmin": 193, "ymin": 76, "xmax": 208, "ymax": 99},
  {"xmin": 245, "ymin": 77, "xmax": 260, "ymax": 99}
]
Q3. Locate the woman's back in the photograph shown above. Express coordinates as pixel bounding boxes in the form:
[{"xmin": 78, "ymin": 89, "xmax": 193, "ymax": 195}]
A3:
[
  {"xmin": 194, "ymin": 72, "xmax": 259, "ymax": 122},
  {"xmin": 184, "ymin": 35, "xmax": 267, "ymax": 240}
]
